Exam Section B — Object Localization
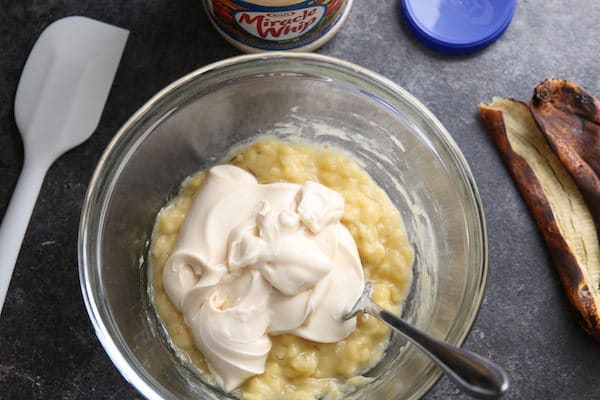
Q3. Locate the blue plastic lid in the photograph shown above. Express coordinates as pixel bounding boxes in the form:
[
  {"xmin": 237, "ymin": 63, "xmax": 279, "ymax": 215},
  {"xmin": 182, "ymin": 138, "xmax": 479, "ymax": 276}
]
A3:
[{"xmin": 400, "ymin": 0, "xmax": 516, "ymax": 55}]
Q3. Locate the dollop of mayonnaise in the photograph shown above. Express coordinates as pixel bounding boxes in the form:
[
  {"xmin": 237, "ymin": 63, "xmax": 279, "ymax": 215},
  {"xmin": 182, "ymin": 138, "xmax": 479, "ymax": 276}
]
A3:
[{"xmin": 163, "ymin": 165, "xmax": 364, "ymax": 391}]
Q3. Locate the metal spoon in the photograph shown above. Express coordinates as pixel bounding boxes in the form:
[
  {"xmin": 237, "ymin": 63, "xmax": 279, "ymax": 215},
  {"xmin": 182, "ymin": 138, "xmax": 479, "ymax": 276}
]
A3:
[{"xmin": 344, "ymin": 282, "xmax": 509, "ymax": 399}]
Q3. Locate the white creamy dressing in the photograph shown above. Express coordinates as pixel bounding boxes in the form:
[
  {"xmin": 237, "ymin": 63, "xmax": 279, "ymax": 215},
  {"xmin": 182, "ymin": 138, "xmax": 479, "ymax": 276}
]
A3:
[{"xmin": 163, "ymin": 165, "xmax": 364, "ymax": 391}]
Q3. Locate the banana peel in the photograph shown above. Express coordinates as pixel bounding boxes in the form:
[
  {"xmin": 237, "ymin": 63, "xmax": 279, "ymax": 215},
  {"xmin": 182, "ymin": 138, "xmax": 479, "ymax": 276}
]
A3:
[
  {"xmin": 479, "ymin": 97, "xmax": 600, "ymax": 340},
  {"xmin": 530, "ymin": 79, "xmax": 600, "ymax": 233}
]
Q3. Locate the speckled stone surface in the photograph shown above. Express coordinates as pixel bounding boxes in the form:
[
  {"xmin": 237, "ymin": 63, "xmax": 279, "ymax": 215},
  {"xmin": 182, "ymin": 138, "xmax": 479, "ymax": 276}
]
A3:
[{"xmin": 1, "ymin": 1, "xmax": 600, "ymax": 399}]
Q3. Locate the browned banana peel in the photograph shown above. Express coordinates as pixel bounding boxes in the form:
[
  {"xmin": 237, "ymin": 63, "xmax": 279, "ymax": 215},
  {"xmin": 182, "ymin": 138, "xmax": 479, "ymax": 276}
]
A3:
[
  {"xmin": 479, "ymin": 98, "xmax": 600, "ymax": 340},
  {"xmin": 530, "ymin": 79, "xmax": 600, "ymax": 233}
]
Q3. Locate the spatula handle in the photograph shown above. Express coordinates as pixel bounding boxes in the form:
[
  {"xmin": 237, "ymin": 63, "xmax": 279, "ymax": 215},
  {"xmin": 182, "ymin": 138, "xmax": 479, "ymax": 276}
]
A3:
[{"xmin": 0, "ymin": 158, "xmax": 48, "ymax": 316}]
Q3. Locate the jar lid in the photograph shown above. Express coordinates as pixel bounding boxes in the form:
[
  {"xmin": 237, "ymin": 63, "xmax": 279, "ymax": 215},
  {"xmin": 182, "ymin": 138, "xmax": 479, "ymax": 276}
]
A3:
[{"xmin": 400, "ymin": 0, "xmax": 516, "ymax": 55}]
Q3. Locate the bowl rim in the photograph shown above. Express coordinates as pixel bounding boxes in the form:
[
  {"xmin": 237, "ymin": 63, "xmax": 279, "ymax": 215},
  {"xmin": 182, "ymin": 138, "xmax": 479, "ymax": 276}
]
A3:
[{"xmin": 78, "ymin": 51, "xmax": 488, "ymax": 400}]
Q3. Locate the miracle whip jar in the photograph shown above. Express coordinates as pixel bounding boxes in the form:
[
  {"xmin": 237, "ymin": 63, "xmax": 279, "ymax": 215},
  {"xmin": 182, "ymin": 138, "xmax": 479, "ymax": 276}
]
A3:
[{"xmin": 203, "ymin": 0, "xmax": 353, "ymax": 52}]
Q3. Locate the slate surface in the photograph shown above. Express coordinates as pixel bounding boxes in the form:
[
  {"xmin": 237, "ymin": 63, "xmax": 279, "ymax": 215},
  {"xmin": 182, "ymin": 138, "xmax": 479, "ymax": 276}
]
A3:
[{"xmin": 1, "ymin": 1, "xmax": 599, "ymax": 399}]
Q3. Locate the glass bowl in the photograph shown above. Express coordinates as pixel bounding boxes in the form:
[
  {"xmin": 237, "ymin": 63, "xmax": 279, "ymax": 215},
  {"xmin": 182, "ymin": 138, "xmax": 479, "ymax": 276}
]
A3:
[{"xmin": 79, "ymin": 52, "xmax": 487, "ymax": 400}]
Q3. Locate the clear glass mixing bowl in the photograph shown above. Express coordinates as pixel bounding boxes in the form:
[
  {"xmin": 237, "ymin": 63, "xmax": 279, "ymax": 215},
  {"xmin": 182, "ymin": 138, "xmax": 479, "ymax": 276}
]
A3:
[{"xmin": 79, "ymin": 53, "xmax": 487, "ymax": 400}]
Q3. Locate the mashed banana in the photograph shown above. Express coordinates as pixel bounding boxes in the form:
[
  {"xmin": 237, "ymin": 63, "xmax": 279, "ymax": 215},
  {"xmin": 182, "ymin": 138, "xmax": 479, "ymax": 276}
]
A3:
[{"xmin": 150, "ymin": 138, "xmax": 414, "ymax": 399}]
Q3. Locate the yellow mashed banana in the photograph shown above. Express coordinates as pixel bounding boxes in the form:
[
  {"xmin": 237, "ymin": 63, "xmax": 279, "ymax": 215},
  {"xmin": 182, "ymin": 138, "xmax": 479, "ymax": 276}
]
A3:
[{"xmin": 150, "ymin": 138, "xmax": 414, "ymax": 399}]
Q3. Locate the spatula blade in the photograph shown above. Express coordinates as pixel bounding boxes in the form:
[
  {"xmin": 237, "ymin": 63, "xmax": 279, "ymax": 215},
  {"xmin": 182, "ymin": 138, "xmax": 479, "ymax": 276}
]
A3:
[{"xmin": 14, "ymin": 16, "xmax": 128, "ymax": 160}]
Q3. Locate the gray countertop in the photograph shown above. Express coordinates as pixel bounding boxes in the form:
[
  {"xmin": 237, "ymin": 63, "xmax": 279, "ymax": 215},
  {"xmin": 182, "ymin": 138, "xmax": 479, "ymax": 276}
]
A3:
[{"xmin": 1, "ymin": 1, "xmax": 600, "ymax": 399}]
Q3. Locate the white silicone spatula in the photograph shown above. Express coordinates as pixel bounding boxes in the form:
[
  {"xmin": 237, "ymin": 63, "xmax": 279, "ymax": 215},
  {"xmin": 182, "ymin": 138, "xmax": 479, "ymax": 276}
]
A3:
[{"xmin": 0, "ymin": 16, "xmax": 128, "ymax": 315}]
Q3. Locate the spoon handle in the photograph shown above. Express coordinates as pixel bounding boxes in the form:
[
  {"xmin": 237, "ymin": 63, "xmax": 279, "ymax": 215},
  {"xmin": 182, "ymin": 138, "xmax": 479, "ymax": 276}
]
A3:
[
  {"xmin": 363, "ymin": 299, "xmax": 509, "ymax": 400},
  {"xmin": 0, "ymin": 158, "xmax": 49, "ymax": 316}
]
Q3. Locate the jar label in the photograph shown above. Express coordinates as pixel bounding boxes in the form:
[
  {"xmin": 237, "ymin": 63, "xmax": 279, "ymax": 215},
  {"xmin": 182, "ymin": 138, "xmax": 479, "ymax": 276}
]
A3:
[{"xmin": 205, "ymin": 0, "xmax": 348, "ymax": 50}]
